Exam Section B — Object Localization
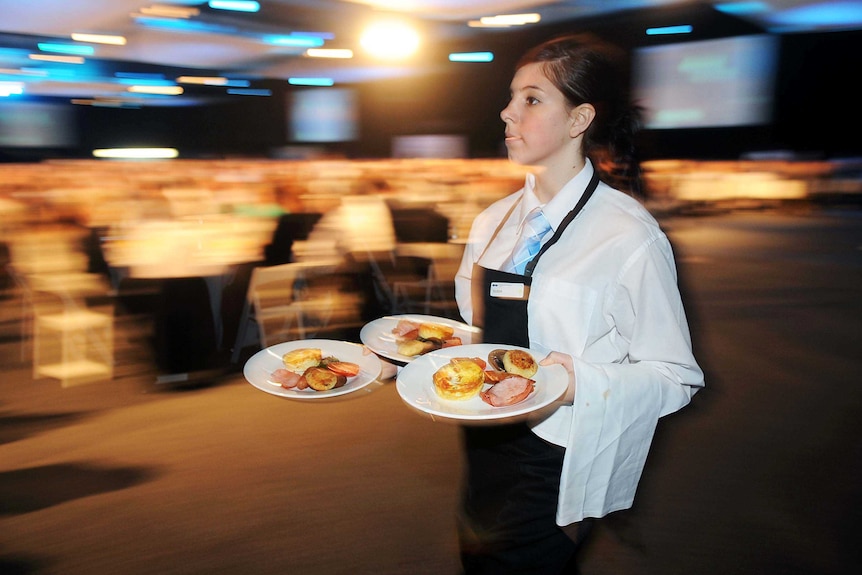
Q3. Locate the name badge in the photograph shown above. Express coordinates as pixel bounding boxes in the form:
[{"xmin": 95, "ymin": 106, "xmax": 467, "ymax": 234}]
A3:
[{"xmin": 490, "ymin": 281, "xmax": 527, "ymax": 300}]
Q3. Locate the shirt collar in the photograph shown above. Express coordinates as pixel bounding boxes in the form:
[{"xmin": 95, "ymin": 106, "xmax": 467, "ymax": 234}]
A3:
[{"xmin": 518, "ymin": 159, "xmax": 595, "ymax": 232}]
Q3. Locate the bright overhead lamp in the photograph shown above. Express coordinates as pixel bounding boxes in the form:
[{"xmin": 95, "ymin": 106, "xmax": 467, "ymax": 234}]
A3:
[
  {"xmin": 71, "ymin": 33, "xmax": 127, "ymax": 46},
  {"xmin": 469, "ymin": 13, "xmax": 541, "ymax": 28},
  {"xmin": 37, "ymin": 42, "xmax": 94, "ymax": 56},
  {"xmin": 288, "ymin": 77, "xmax": 335, "ymax": 87},
  {"xmin": 305, "ymin": 48, "xmax": 354, "ymax": 59},
  {"xmin": 360, "ymin": 20, "xmax": 420, "ymax": 60},
  {"xmin": 93, "ymin": 148, "xmax": 179, "ymax": 159},
  {"xmin": 266, "ymin": 35, "xmax": 327, "ymax": 48},
  {"xmin": 448, "ymin": 52, "xmax": 494, "ymax": 63},
  {"xmin": 128, "ymin": 85, "xmax": 184, "ymax": 95},
  {"xmin": 177, "ymin": 76, "xmax": 229, "ymax": 85},
  {"xmin": 646, "ymin": 25, "xmax": 694, "ymax": 35},
  {"xmin": 0, "ymin": 81, "xmax": 24, "ymax": 97},
  {"xmin": 29, "ymin": 54, "xmax": 85, "ymax": 64},
  {"xmin": 208, "ymin": 1, "xmax": 260, "ymax": 12},
  {"xmin": 139, "ymin": 5, "xmax": 200, "ymax": 18}
]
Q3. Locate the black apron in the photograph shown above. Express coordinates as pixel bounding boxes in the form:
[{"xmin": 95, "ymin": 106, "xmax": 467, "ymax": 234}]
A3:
[{"xmin": 460, "ymin": 171, "xmax": 599, "ymax": 575}]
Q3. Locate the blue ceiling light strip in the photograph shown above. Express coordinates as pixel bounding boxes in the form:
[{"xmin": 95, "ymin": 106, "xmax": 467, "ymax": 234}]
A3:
[
  {"xmin": 208, "ymin": 1, "xmax": 260, "ymax": 13},
  {"xmin": 288, "ymin": 78, "xmax": 334, "ymax": 86},
  {"xmin": 37, "ymin": 42, "xmax": 95, "ymax": 56},
  {"xmin": 448, "ymin": 52, "xmax": 494, "ymax": 63},
  {"xmin": 227, "ymin": 88, "xmax": 272, "ymax": 96},
  {"xmin": 646, "ymin": 25, "xmax": 693, "ymax": 35}
]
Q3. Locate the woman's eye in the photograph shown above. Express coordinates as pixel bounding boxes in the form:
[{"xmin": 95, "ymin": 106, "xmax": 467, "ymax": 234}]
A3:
[{"xmin": 526, "ymin": 96, "xmax": 540, "ymax": 105}]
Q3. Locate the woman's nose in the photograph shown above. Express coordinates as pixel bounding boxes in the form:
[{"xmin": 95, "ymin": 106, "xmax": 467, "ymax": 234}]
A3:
[{"xmin": 500, "ymin": 103, "xmax": 513, "ymax": 123}]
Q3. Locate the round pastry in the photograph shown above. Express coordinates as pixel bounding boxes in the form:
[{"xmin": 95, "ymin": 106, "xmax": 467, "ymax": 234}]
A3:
[
  {"xmin": 432, "ymin": 357, "xmax": 485, "ymax": 400},
  {"xmin": 501, "ymin": 349, "xmax": 538, "ymax": 378},
  {"xmin": 282, "ymin": 347, "xmax": 322, "ymax": 374},
  {"xmin": 417, "ymin": 322, "xmax": 455, "ymax": 341}
]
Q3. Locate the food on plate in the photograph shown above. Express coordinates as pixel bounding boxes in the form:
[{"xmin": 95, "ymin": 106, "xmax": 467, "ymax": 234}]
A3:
[
  {"xmin": 481, "ymin": 375, "xmax": 536, "ymax": 407},
  {"xmin": 274, "ymin": 348, "xmax": 361, "ymax": 391},
  {"xmin": 488, "ymin": 348, "xmax": 538, "ymax": 378},
  {"xmin": 391, "ymin": 318, "xmax": 463, "ymax": 357},
  {"xmin": 282, "ymin": 347, "xmax": 323, "ymax": 374},
  {"xmin": 477, "ymin": 348, "xmax": 539, "ymax": 406},
  {"xmin": 323, "ymin": 361, "xmax": 361, "ymax": 377},
  {"xmin": 271, "ymin": 368, "xmax": 308, "ymax": 390},
  {"xmin": 417, "ymin": 322, "xmax": 455, "ymax": 341},
  {"xmin": 432, "ymin": 357, "xmax": 486, "ymax": 400},
  {"xmin": 304, "ymin": 366, "xmax": 347, "ymax": 391},
  {"xmin": 397, "ymin": 338, "xmax": 439, "ymax": 357}
]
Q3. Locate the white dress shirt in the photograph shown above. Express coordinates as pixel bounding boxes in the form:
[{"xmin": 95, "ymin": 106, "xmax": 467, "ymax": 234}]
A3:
[{"xmin": 454, "ymin": 159, "xmax": 704, "ymax": 524}]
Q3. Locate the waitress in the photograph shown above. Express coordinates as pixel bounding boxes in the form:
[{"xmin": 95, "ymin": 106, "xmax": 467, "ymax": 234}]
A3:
[{"xmin": 454, "ymin": 35, "xmax": 705, "ymax": 573}]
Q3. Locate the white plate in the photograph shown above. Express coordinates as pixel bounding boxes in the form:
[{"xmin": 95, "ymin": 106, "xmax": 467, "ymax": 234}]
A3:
[
  {"xmin": 396, "ymin": 344, "xmax": 568, "ymax": 424},
  {"xmin": 360, "ymin": 314, "xmax": 480, "ymax": 364},
  {"xmin": 244, "ymin": 339, "xmax": 382, "ymax": 400}
]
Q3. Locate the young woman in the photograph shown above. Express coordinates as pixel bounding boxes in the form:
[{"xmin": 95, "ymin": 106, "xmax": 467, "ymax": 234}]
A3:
[{"xmin": 453, "ymin": 34, "xmax": 705, "ymax": 573}]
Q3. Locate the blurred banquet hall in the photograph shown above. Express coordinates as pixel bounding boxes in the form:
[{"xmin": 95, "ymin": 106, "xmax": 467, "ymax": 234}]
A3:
[{"xmin": 1, "ymin": 2, "xmax": 862, "ymax": 575}]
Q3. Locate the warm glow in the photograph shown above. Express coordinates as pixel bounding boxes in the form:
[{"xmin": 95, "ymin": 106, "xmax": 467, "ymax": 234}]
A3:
[
  {"xmin": 29, "ymin": 54, "xmax": 86, "ymax": 64},
  {"xmin": 305, "ymin": 48, "xmax": 354, "ymax": 59},
  {"xmin": 93, "ymin": 148, "xmax": 179, "ymax": 159},
  {"xmin": 128, "ymin": 85, "xmax": 184, "ymax": 95},
  {"xmin": 71, "ymin": 33, "xmax": 127, "ymax": 45},
  {"xmin": 360, "ymin": 20, "xmax": 420, "ymax": 60},
  {"xmin": 469, "ymin": 13, "xmax": 541, "ymax": 28},
  {"xmin": 139, "ymin": 4, "xmax": 200, "ymax": 18},
  {"xmin": 176, "ymin": 76, "xmax": 229, "ymax": 85}
]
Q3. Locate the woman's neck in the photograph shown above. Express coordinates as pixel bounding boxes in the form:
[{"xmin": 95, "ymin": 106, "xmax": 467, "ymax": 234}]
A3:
[{"xmin": 533, "ymin": 157, "xmax": 586, "ymax": 203}]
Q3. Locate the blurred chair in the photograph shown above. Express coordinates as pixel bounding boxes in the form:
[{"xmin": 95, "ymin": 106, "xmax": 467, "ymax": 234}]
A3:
[
  {"xmin": 392, "ymin": 242, "xmax": 464, "ymax": 320},
  {"xmin": 231, "ymin": 260, "xmax": 362, "ymax": 362},
  {"xmin": 347, "ymin": 249, "xmax": 431, "ymax": 319},
  {"xmin": 25, "ymin": 272, "xmax": 114, "ymax": 386}
]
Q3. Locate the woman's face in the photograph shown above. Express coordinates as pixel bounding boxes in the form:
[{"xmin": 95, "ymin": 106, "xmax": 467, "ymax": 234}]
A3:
[{"xmin": 500, "ymin": 62, "xmax": 575, "ymax": 169}]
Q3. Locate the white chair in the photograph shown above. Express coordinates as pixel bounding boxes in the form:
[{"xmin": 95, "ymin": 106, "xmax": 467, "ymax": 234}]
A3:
[
  {"xmin": 26, "ymin": 273, "xmax": 114, "ymax": 386},
  {"xmin": 231, "ymin": 260, "xmax": 362, "ymax": 361}
]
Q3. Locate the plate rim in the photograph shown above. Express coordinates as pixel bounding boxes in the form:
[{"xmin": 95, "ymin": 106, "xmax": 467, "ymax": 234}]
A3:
[
  {"xmin": 395, "ymin": 343, "xmax": 567, "ymax": 422},
  {"xmin": 359, "ymin": 313, "xmax": 479, "ymax": 364},
  {"xmin": 243, "ymin": 338, "xmax": 382, "ymax": 400}
]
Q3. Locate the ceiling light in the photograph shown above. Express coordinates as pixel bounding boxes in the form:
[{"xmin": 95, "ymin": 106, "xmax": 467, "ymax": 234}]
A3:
[
  {"xmin": 469, "ymin": 13, "xmax": 541, "ymax": 28},
  {"xmin": 177, "ymin": 76, "xmax": 229, "ymax": 85},
  {"xmin": 139, "ymin": 4, "xmax": 200, "ymax": 18},
  {"xmin": 208, "ymin": 1, "xmax": 260, "ymax": 12},
  {"xmin": 93, "ymin": 148, "xmax": 179, "ymax": 159},
  {"xmin": 37, "ymin": 42, "xmax": 94, "ymax": 56},
  {"xmin": 0, "ymin": 81, "xmax": 24, "ymax": 97},
  {"xmin": 288, "ymin": 78, "xmax": 335, "ymax": 87},
  {"xmin": 646, "ymin": 25, "xmax": 694, "ymax": 35},
  {"xmin": 128, "ymin": 85, "xmax": 184, "ymax": 95},
  {"xmin": 360, "ymin": 20, "xmax": 420, "ymax": 60},
  {"xmin": 305, "ymin": 48, "xmax": 354, "ymax": 59},
  {"xmin": 448, "ymin": 52, "xmax": 494, "ymax": 63},
  {"xmin": 29, "ymin": 54, "xmax": 86, "ymax": 64},
  {"xmin": 71, "ymin": 33, "xmax": 127, "ymax": 46},
  {"xmin": 266, "ymin": 35, "xmax": 326, "ymax": 48}
]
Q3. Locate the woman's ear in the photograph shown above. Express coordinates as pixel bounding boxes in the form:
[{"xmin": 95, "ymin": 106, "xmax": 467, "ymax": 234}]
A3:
[{"xmin": 569, "ymin": 103, "xmax": 596, "ymax": 138}]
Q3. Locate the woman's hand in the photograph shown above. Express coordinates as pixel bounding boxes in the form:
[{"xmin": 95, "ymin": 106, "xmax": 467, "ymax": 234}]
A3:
[{"xmin": 540, "ymin": 351, "xmax": 575, "ymax": 403}]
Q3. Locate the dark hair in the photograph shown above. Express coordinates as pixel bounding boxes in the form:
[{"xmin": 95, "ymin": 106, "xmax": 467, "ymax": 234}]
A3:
[{"xmin": 517, "ymin": 34, "xmax": 643, "ymax": 196}]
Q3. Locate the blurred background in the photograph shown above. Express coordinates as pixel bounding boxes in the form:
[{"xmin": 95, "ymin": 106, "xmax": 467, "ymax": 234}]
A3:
[{"xmin": 1, "ymin": 2, "xmax": 861, "ymax": 574}]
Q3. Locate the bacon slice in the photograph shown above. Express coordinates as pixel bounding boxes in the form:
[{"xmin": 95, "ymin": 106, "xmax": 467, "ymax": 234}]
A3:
[
  {"xmin": 392, "ymin": 319, "xmax": 421, "ymax": 337},
  {"xmin": 272, "ymin": 368, "xmax": 304, "ymax": 389},
  {"xmin": 480, "ymin": 375, "xmax": 535, "ymax": 407}
]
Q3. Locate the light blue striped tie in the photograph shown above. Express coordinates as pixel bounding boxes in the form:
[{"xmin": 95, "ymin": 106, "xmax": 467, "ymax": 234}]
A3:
[{"xmin": 506, "ymin": 208, "xmax": 552, "ymax": 275}]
